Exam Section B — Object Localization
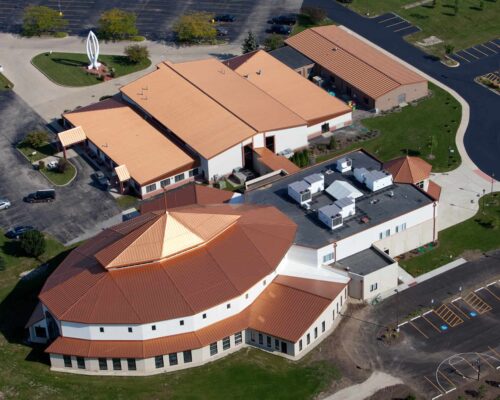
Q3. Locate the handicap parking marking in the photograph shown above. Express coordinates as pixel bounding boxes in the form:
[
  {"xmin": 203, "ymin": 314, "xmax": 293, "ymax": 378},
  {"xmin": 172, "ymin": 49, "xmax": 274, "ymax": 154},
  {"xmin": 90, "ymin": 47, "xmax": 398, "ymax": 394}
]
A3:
[{"xmin": 448, "ymin": 301, "xmax": 470, "ymax": 320}]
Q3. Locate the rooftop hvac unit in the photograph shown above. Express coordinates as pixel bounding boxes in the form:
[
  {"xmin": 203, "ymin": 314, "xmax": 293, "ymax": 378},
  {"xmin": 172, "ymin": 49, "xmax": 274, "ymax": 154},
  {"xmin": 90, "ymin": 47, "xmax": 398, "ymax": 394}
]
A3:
[
  {"xmin": 336, "ymin": 157, "xmax": 352, "ymax": 173},
  {"xmin": 364, "ymin": 170, "xmax": 393, "ymax": 192},
  {"xmin": 354, "ymin": 167, "xmax": 368, "ymax": 184},
  {"xmin": 318, "ymin": 204, "xmax": 343, "ymax": 230},
  {"xmin": 334, "ymin": 197, "xmax": 355, "ymax": 218},
  {"xmin": 288, "ymin": 180, "xmax": 312, "ymax": 206},
  {"xmin": 304, "ymin": 173, "xmax": 324, "ymax": 194},
  {"xmin": 326, "ymin": 180, "xmax": 363, "ymax": 200}
]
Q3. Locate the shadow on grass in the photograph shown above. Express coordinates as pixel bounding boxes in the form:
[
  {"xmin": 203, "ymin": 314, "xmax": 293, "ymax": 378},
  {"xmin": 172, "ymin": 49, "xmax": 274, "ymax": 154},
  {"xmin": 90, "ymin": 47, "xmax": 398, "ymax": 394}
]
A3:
[
  {"xmin": 51, "ymin": 58, "xmax": 87, "ymax": 68},
  {"xmin": 442, "ymin": 12, "xmax": 457, "ymax": 16},
  {"xmin": 106, "ymin": 55, "xmax": 135, "ymax": 66},
  {"xmin": 400, "ymin": 149, "xmax": 421, "ymax": 157}
]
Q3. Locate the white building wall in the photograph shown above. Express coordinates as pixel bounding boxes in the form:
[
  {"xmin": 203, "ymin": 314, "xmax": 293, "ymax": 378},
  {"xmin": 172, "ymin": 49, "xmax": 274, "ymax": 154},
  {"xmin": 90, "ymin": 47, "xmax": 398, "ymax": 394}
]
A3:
[
  {"xmin": 267, "ymin": 125, "xmax": 308, "ymax": 154},
  {"xmin": 252, "ymin": 133, "xmax": 264, "ymax": 148},
  {"xmin": 360, "ymin": 262, "xmax": 398, "ymax": 300},
  {"xmin": 306, "ymin": 112, "xmax": 352, "ymax": 136},
  {"xmin": 139, "ymin": 167, "xmax": 198, "ymax": 197},
  {"xmin": 201, "ymin": 143, "xmax": 243, "ymax": 181}
]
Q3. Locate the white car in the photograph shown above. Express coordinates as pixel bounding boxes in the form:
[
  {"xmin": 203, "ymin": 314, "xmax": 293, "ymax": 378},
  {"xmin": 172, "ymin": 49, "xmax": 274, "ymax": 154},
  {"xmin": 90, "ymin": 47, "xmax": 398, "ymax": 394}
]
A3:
[
  {"xmin": 0, "ymin": 199, "xmax": 11, "ymax": 210},
  {"xmin": 47, "ymin": 160, "xmax": 58, "ymax": 170}
]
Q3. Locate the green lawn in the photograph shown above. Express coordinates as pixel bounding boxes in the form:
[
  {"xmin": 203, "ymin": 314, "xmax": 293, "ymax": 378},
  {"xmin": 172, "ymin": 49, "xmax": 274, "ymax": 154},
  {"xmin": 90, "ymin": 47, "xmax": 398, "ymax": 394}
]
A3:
[
  {"xmin": 316, "ymin": 83, "xmax": 461, "ymax": 172},
  {"xmin": 40, "ymin": 163, "xmax": 76, "ymax": 186},
  {"xmin": 400, "ymin": 192, "xmax": 500, "ymax": 276},
  {"xmin": 31, "ymin": 52, "xmax": 151, "ymax": 87},
  {"xmin": 17, "ymin": 141, "xmax": 57, "ymax": 162},
  {"xmin": 0, "ymin": 229, "xmax": 340, "ymax": 399},
  {"xmin": 292, "ymin": 14, "xmax": 336, "ymax": 35},
  {"xmin": 346, "ymin": 0, "xmax": 500, "ymax": 56},
  {"xmin": 116, "ymin": 194, "xmax": 139, "ymax": 209},
  {"xmin": 0, "ymin": 73, "xmax": 13, "ymax": 90}
]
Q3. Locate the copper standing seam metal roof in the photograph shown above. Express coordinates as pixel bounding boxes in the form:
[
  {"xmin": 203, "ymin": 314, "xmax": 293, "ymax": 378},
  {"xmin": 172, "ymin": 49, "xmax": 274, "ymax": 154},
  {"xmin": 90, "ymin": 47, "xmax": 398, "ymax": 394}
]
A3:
[
  {"xmin": 45, "ymin": 275, "xmax": 346, "ymax": 358},
  {"xmin": 286, "ymin": 26, "xmax": 426, "ymax": 99},
  {"xmin": 383, "ymin": 156, "xmax": 432, "ymax": 184},
  {"xmin": 253, "ymin": 147, "xmax": 301, "ymax": 175}
]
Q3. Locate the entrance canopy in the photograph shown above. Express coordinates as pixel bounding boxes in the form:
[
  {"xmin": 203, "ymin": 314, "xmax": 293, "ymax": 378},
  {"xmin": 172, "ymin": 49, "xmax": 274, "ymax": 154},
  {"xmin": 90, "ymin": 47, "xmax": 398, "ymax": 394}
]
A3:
[{"xmin": 58, "ymin": 126, "xmax": 87, "ymax": 147}]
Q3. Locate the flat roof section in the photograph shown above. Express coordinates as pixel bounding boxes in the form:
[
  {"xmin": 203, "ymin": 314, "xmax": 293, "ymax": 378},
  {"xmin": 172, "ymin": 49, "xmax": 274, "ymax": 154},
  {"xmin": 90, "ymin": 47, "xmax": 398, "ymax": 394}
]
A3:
[
  {"xmin": 245, "ymin": 150, "xmax": 434, "ymax": 248},
  {"xmin": 64, "ymin": 99, "xmax": 196, "ymax": 186},
  {"xmin": 336, "ymin": 247, "xmax": 394, "ymax": 276},
  {"xmin": 268, "ymin": 46, "xmax": 314, "ymax": 70}
]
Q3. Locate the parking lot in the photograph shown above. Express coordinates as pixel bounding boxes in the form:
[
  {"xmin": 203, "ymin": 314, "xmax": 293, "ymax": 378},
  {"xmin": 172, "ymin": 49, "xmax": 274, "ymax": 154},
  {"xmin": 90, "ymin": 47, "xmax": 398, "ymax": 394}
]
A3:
[
  {"xmin": 0, "ymin": 91, "xmax": 121, "ymax": 244},
  {"xmin": 373, "ymin": 12, "xmax": 421, "ymax": 36},
  {"xmin": 0, "ymin": 0, "xmax": 301, "ymax": 41},
  {"xmin": 450, "ymin": 39, "xmax": 500, "ymax": 64}
]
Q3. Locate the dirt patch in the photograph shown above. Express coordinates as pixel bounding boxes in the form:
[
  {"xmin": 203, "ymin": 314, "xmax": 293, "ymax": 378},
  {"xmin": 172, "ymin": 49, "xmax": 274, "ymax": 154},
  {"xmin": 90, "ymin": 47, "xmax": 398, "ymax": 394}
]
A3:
[
  {"xmin": 366, "ymin": 384, "xmax": 420, "ymax": 400},
  {"xmin": 461, "ymin": 249, "xmax": 485, "ymax": 262}
]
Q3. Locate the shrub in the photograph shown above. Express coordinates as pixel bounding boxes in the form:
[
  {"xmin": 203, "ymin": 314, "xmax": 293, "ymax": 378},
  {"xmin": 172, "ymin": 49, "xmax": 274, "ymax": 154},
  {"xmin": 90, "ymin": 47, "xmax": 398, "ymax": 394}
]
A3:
[
  {"xmin": 264, "ymin": 33, "xmax": 284, "ymax": 51},
  {"xmin": 242, "ymin": 31, "xmax": 259, "ymax": 54},
  {"xmin": 98, "ymin": 8, "xmax": 138, "ymax": 40},
  {"xmin": 56, "ymin": 158, "xmax": 70, "ymax": 173},
  {"xmin": 173, "ymin": 12, "xmax": 217, "ymax": 44},
  {"xmin": 130, "ymin": 35, "xmax": 146, "ymax": 42},
  {"xmin": 20, "ymin": 230, "xmax": 46, "ymax": 258},
  {"xmin": 22, "ymin": 5, "xmax": 68, "ymax": 37},
  {"xmin": 38, "ymin": 160, "xmax": 45, "ymax": 170},
  {"xmin": 24, "ymin": 130, "xmax": 49, "ymax": 148},
  {"xmin": 327, "ymin": 136, "xmax": 336, "ymax": 150},
  {"xmin": 301, "ymin": 6, "xmax": 327, "ymax": 23},
  {"xmin": 124, "ymin": 44, "xmax": 150, "ymax": 64},
  {"xmin": 54, "ymin": 31, "xmax": 67, "ymax": 38}
]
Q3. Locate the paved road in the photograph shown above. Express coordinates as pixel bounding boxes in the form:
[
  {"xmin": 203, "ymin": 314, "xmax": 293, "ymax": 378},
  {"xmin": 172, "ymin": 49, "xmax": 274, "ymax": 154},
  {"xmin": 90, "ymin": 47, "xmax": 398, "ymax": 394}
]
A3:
[
  {"xmin": 303, "ymin": 0, "xmax": 500, "ymax": 178},
  {"xmin": 0, "ymin": 91, "xmax": 121, "ymax": 243}
]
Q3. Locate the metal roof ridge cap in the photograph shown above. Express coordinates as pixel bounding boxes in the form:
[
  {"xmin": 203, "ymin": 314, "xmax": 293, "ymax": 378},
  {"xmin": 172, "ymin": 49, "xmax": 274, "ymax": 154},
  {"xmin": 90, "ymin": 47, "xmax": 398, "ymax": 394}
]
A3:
[
  {"xmin": 275, "ymin": 275, "xmax": 340, "ymax": 301},
  {"xmin": 107, "ymin": 273, "xmax": 147, "ymax": 323}
]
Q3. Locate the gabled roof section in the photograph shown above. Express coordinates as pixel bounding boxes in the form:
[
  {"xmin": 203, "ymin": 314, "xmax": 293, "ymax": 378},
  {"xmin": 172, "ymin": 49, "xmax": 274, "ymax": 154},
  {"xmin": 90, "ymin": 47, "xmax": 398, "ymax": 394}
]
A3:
[
  {"xmin": 58, "ymin": 126, "xmax": 87, "ymax": 147},
  {"xmin": 285, "ymin": 26, "xmax": 426, "ymax": 99},
  {"xmin": 383, "ymin": 156, "xmax": 432, "ymax": 184}
]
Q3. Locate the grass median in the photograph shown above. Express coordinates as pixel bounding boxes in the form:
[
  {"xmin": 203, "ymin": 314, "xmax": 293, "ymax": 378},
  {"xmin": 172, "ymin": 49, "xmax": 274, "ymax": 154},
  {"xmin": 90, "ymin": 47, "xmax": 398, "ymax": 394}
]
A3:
[
  {"xmin": 32, "ymin": 52, "xmax": 151, "ymax": 87},
  {"xmin": 400, "ymin": 192, "xmax": 499, "ymax": 276},
  {"xmin": 0, "ymin": 72, "xmax": 13, "ymax": 90}
]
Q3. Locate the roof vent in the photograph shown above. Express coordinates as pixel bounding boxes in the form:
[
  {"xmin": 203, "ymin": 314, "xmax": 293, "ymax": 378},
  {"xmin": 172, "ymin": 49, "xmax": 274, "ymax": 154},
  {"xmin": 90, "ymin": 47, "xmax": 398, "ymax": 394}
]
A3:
[
  {"xmin": 257, "ymin": 69, "xmax": 262, "ymax": 75},
  {"xmin": 360, "ymin": 216, "xmax": 370, "ymax": 224}
]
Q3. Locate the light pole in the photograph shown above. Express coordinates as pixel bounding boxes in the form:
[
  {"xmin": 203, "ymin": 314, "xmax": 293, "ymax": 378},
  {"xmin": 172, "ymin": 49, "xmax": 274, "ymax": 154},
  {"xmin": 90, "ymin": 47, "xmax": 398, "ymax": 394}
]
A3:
[
  {"xmin": 476, "ymin": 358, "xmax": 481, "ymax": 381},
  {"xmin": 395, "ymin": 289, "xmax": 400, "ymax": 332}
]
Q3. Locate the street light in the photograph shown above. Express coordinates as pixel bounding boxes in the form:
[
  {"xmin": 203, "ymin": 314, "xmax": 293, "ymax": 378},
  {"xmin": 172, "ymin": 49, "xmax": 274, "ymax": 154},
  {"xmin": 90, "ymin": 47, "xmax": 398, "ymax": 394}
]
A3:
[
  {"xmin": 475, "ymin": 358, "xmax": 481, "ymax": 381},
  {"xmin": 395, "ymin": 289, "xmax": 400, "ymax": 332}
]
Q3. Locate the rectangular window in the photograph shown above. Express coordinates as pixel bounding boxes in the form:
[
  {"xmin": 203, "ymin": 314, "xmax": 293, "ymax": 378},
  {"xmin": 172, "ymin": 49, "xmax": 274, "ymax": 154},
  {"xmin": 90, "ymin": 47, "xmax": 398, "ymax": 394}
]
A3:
[
  {"xmin": 152, "ymin": 325, "xmax": 156, "ymax": 331},
  {"xmin": 183, "ymin": 350, "xmax": 192, "ymax": 363},
  {"xmin": 223, "ymin": 336, "xmax": 230, "ymax": 350},
  {"xmin": 379, "ymin": 232, "xmax": 383, "ymax": 240},
  {"xmin": 189, "ymin": 168, "xmax": 198, "ymax": 177},
  {"xmin": 160, "ymin": 178, "xmax": 170, "ymax": 187},
  {"xmin": 35, "ymin": 326, "xmax": 47, "ymax": 338},
  {"xmin": 336, "ymin": 303, "xmax": 339, "ymax": 313},
  {"xmin": 155, "ymin": 355, "xmax": 164, "ymax": 369},
  {"xmin": 333, "ymin": 309, "xmax": 336, "ymax": 320},
  {"xmin": 322, "ymin": 252, "xmax": 334, "ymax": 263},
  {"xmin": 174, "ymin": 173, "xmax": 184, "ymax": 183},
  {"xmin": 299, "ymin": 340, "xmax": 303, "ymax": 351},
  {"xmin": 402, "ymin": 223, "xmax": 407, "ymax": 231},
  {"xmin": 322, "ymin": 321, "xmax": 326, "ymax": 332},
  {"xmin": 314, "ymin": 327, "xmax": 318, "ymax": 339},
  {"xmin": 76, "ymin": 356, "xmax": 85, "ymax": 369},
  {"xmin": 235, "ymin": 331, "xmax": 242, "ymax": 345},
  {"xmin": 385, "ymin": 229, "xmax": 390, "ymax": 237},
  {"xmin": 274, "ymin": 339, "xmax": 279, "ymax": 350},
  {"xmin": 266, "ymin": 336, "xmax": 271, "ymax": 348},
  {"xmin": 146, "ymin": 183, "xmax": 157, "ymax": 193},
  {"xmin": 169, "ymin": 353, "xmax": 178, "ymax": 366},
  {"xmin": 202, "ymin": 313, "xmax": 206, "ymax": 319},
  {"xmin": 395, "ymin": 225, "xmax": 399, "ymax": 233},
  {"xmin": 340, "ymin": 295, "xmax": 343, "ymax": 306},
  {"xmin": 180, "ymin": 320, "xmax": 184, "ymax": 326},
  {"xmin": 99, "ymin": 327, "xmax": 104, "ymax": 333},
  {"xmin": 226, "ymin": 303, "xmax": 231, "ymax": 309},
  {"xmin": 63, "ymin": 355, "xmax": 72, "ymax": 368},
  {"xmin": 128, "ymin": 327, "xmax": 133, "ymax": 333},
  {"xmin": 127, "ymin": 358, "xmax": 136, "ymax": 371},
  {"xmin": 263, "ymin": 280, "xmax": 266, "ymax": 286},
  {"xmin": 245, "ymin": 293, "xmax": 249, "ymax": 299},
  {"xmin": 258, "ymin": 333, "xmax": 263, "ymax": 345},
  {"xmin": 250, "ymin": 331, "xmax": 255, "ymax": 342},
  {"xmin": 370, "ymin": 283, "xmax": 378, "ymax": 292},
  {"xmin": 307, "ymin": 333, "xmax": 310, "ymax": 345},
  {"xmin": 99, "ymin": 358, "xmax": 107, "ymax": 370},
  {"xmin": 113, "ymin": 358, "xmax": 122, "ymax": 371},
  {"xmin": 210, "ymin": 342, "xmax": 218, "ymax": 356}
]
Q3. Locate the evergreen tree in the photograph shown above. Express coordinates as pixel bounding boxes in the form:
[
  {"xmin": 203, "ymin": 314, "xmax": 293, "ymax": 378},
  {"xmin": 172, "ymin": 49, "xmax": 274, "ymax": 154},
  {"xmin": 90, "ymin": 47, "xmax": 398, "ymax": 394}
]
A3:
[{"xmin": 242, "ymin": 31, "xmax": 258, "ymax": 54}]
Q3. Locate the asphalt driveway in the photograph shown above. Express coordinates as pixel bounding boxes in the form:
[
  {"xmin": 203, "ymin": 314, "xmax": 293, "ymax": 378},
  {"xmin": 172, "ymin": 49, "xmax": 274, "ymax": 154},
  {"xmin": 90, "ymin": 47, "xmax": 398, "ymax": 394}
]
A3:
[{"xmin": 0, "ymin": 91, "xmax": 121, "ymax": 244}]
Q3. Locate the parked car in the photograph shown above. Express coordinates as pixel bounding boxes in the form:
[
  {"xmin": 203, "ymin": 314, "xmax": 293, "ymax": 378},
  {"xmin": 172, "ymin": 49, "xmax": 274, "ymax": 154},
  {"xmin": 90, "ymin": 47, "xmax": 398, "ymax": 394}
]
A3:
[
  {"xmin": 268, "ymin": 24, "xmax": 292, "ymax": 35},
  {"xmin": 214, "ymin": 14, "xmax": 235, "ymax": 22},
  {"xmin": 24, "ymin": 189, "xmax": 56, "ymax": 203},
  {"xmin": 92, "ymin": 171, "xmax": 110, "ymax": 190},
  {"xmin": 216, "ymin": 27, "xmax": 229, "ymax": 37},
  {"xmin": 5, "ymin": 225, "xmax": 34, "ymax": 239},
  {"xmin": 0, "ymin": 199, "xmax": 11, "ymax": 210},
  {"xmin": 46, "ymin": 160, "xmax": 58, "ymax": 170},
  {"xmin": 269, "ymin": 14, "xmax": 297, "ymax": 25}
]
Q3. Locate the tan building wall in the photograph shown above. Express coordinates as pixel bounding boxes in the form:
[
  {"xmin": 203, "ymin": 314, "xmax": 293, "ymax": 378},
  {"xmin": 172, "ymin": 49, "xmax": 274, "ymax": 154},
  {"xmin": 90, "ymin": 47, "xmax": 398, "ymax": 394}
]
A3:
[{"xmin": 375, "ymin": 81, "xmax": 428, "ymax": 112}]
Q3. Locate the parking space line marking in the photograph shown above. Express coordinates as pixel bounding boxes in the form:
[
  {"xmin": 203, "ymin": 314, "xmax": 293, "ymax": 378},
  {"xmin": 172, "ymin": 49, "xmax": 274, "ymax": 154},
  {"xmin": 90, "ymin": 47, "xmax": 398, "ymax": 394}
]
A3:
[
  {"xmin": 410, "ymin": 316, "xmax": 420, "ymax": 321},
  {"xmin": 425, "ymin": 376, "xmax": 444, "ymax": 395},
  {"xmin": 398, "ymin": 321, "xmax": 408, "ymax": 327},
  {"xmin": 438, "ymin": 370, "xmax": 456, "ymax": 390},
  {"xmin": 423, "ymin": 310, "xmax": 433, "ymax": 316},
  {"xmin": 449, "ymin": 302, "xmax": 470, "ymax": 319},
  {"xmin": 482, "ymin": 43, "xmax": 498, "ymax": 53},
  {"xmin": 488, "ymin": 346, "xmax": 500, "ymax": 359},
  {"xmin": 394, "ymin": 25, "xmax": 415, "ymax": 33},
  {"xmin": 484, "ymin": 286, "xmax": 500, "ymax": 301},
  {"xmin": 463, "ymin": 358, "xmax": 479, "ymax": 373},
  {"xmin": 478, "ymin": 353, "xmax": 495, "ymax": 369},
  {"xmin": 422, "ymin": 314, "xmax": 442, "ymax": 333},
  {"xmin": 475, "ymin": 45, "xmax": 492, "ymax": 56},
  {"xmin": 462, "ymin": 49, "xmax": 479, "ymax": 59},
  {"xmin": 378, "ymin": 15, "xmax": 398, "ymax": 24},
  {"xmin": 490, "ymin": 40, "xmax": 500, "ymax": 49},
  {"xmin": 486, "ymin": 280, "xmax": 498, "ymax": 286},
  {"xmin": 452, "ymin": 296, "xmax": 462, "ymax": 302},
  {"xmin": 386, "ymin": 20, "xmax": 406, "ymax": 28},
  {"xmin": 409, "ymin": 321, "xmax": 429, "ymax": 339},
  {"xmin": 474, "ymin": 287, "xmax": 484, "ymax": 292},
  {"xmin": 452, "ymin": 52, "xmax": 471, "ymax": 63}
]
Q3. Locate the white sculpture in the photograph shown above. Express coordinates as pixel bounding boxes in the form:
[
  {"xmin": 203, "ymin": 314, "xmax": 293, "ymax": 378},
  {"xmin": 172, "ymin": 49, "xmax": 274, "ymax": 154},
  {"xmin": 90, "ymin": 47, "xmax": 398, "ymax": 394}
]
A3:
[{"xmin": 86, "ymin": 30, "xmax": 101, "ymax": 70}]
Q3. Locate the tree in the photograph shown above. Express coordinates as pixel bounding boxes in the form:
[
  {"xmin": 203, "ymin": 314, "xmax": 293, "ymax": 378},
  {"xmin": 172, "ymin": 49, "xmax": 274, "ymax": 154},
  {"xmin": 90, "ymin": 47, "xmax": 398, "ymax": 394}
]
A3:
[
  {"xmin": 264, "ymin": 34, "xmax": 284, "ymax": 51},
  {"xmin": 301, "ymin": 6, "xmax": 327, "ymax": 24},
  {"xmin": 98, "ymin": 8, "xmax": 138, "ymax": 40},
  {"xmin": 56, "ymin": 158, "xmax": 70, "ymax": 173},
  {"xmin": 173, "ymin": 12, "xmax": 217, "ymax": 43},
  {"xmin": 25, "ymin": 130, "xmax": 49, "ymax": 148},
  {"xmin": 20, "ymin": 230, "xmax": 46, "ymax": 258},
  {"xmin": 22, "ymin": 5, "xmax": 68, "ymax": 37},
  {"xmin": 124, "ymin": 44, "xmax": 150, "ymax": 63},
  {"xmin": 242, "ymin": 31, "xmax": 259, "ymax": 54},
  {"xmin": 479, "ymin": 0, "xmax": 484, "ymax": 10},
  {"xmin": 444, "ymin": 44, "xmax": 455, "ymax": 56}
]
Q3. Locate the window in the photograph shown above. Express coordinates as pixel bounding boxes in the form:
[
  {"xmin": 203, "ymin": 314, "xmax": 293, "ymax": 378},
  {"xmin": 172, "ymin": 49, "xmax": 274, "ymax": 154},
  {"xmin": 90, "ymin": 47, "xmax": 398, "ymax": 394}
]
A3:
[
  {"xmin": 322, "ymin": 252, "xmax": 334, "ymax": 264},
  {"xmin": 258, "ymin": 333, "xmax": 263, "ymax": 345},
  {"xmin": 128, "ymin": 327, "xmax": 133, "ymax": 333},
  {"xmin": 266, "ymin": 336, "xmax": 271, "ymax": 348},
  {"xmin": 307, "ymin": 333, "xmax": 311, "ymax": 345},
  {"xmin": 245, "ymin": 293, "xmax": 249, "ymax": 299},
  {"xmin": 251, "ymin": 331, "xmax": 256, "ymax": 342},
  {"xmin": 385, "ymin": 229, "xmax": 390, "ymax": 238},
  {"xmin": 322, "ymin": 321, "xmax": 326, "ymax": 332},
  {"xmin": 63, "ymin": 355, "xmax": 72, "ymax": 368},
  {"xmin": 127, "ymin": 358, "xmax": 136, "ymax": 371},
  {"xmin": 379, "ymin": 232, "xmax": 383, "ymax": 240},
  {"xmin": 155, "ymin": 355, "xmax": 164, "ymax": 369},
  {"xmin": 99, "ymin": 358, "xmax": 107, "ymax": 370},
  {"xmin": 169, "ymin": 353, "xmax": 178, "ymax": 366},
  {"xmin": 274, "ymin": 339, "xmax": 279, "ymax": 350},
  {"xmin": 299, "ymin": 340, "xmax": 303, "ymax": 351},
  {"xmin": 401, "ymin": 223, "xmax": 407, "ymax": 231},
  {"xmin": 189, "ymin": 168, "xmax": 198, "ymax": 177},
  {"xmin": 314, "ymin": 327, "xmax": 318, "ymax": 339},
  {"xmin": 183, "ymin": 350, "xmax": 192, "ymax": 363},
  {"xmin": 113, "ymin": 358, "xmax": 122, "ymax": 371},
  {"xmin": 336, "ymin": 303, "xmax": 339, "ymax": 314},
  {"xmin": 35, "ymin": 326, "xmax": 47, "ymax": 338},
  {"xmin": 174, "ymin": 173, "xmax": 184, "ymax": 183},
  {"xmin": 210, "ymin": 342, "xmax": 218, "ymax": 356},
  {"xmin": 76, "ymin": 356, "xmax": 85, "ymax": 369},
  {"xmin": 160, "ymin": 178, "xmax": 170, "ymax": 187},
  {"xmin": 179, "ymin": 320, "xmax": 184, "ymax": 326},
  {"xmin": 370, "ymin": 283, "xmax": 378, "ymax": 292},
  {"xmin": 223, "ymin": 336, "xmax": 230, "ymax": 350},
  {"xmin": 235, "ymin": 331, "xmax": 242, "ymax": 345},
  {"xmin": 226, "ymin": 303, "xmax": 231, "ymax": 309},
  {"xmin": 333, "ymin": 310, "xmax": 336, "ymax": 320},
  {"xmin": 152, "ymin": 325, "xmax": 156, "ymax": 331},
  {"xmin": 340, "ymin": 295, "xmax": 343, "ymax": 306},
  {"xmin": 145, "ymin": 183, "xmax": 157, "ymax": 193},
  {"xmin": 417, "ymin": 181, "xmax": 424, "ymax": 188},
  {"xmin": 202, "ymin": 313, "xmax": 207, "ymax": 319},
  {"xmin": 263, "ymin": 280, "xmax": 266, "ymax": 286},
  {"xmin": 99, "ymin": 327, "xmax": 104, "ymax": 333}
]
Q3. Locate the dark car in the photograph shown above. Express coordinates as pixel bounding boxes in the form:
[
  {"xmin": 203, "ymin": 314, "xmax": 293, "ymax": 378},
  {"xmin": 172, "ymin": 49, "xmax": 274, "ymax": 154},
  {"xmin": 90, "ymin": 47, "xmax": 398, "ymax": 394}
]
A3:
[
  {"xmin": 214, "ymin": 14, "xmax": 235, "ymax": 22},
  {"xmin": 268, "ymin": 24, "xmax": 292, "ymax": 35},
  {"xmin": 337, "ymin": 0, "xmax": 353, "ymax": 3},
  {"xmin": 24, "ymin": 189, "xmax": 56, "ymax": 203},
  {"xmin": 216, "ymin": 27, "xmax": 229, "ymax": 37},
  {"xmin": 269, "ymin": 14, "xmax": 297, "ymax": 25},
  {"xmin": 5, "ymin": 225, "xmax": 34, "ymax": 239},
  {"xmin": 92, "ymin": 171, "xmax": 110, "ymax": 190}
]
